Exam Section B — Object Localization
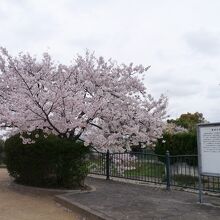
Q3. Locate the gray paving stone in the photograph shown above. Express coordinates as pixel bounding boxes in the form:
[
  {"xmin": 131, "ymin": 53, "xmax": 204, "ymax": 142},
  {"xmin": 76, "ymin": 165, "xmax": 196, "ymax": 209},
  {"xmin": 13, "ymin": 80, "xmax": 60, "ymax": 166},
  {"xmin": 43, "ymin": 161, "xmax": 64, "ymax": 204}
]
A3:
[{"xmin": 63, "ymin": 177, "xmax": 220, "ymax": 220}]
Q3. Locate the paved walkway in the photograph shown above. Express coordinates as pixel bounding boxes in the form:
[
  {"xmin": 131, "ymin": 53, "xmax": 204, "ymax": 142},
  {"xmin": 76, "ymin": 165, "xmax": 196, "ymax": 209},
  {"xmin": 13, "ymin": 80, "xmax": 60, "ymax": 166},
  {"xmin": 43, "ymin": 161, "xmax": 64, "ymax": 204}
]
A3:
[{"xmin": 63, "ymin": 177, "xmax": 220, "ymax": 220}]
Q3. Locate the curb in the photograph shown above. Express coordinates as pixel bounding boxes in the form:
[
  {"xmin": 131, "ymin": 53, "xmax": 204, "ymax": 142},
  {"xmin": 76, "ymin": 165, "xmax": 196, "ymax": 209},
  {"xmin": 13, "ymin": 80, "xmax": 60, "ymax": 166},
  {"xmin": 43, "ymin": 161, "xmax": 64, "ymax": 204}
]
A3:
[
  {"xmin": 55, "ymin": 194, "xmax": 114, "ymax": 220},
  {"xmin": 10, "ymin": 181, "xmax": 95, "ymax": 195}
]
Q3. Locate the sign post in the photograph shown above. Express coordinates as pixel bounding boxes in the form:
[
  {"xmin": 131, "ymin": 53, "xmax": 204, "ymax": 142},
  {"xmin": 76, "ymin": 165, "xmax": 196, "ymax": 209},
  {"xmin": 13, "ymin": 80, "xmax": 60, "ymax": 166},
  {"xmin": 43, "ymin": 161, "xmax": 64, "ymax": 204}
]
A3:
[{"xmin": 197, "ymin": 123, "xmax": 220, "ymax": 203}]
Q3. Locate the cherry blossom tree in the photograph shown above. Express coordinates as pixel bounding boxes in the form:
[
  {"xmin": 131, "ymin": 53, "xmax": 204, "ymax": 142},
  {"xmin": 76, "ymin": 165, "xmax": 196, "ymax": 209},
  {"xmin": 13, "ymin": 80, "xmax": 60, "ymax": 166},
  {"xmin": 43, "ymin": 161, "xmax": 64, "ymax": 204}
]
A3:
[
  {"xmin": 0, "ymin": 47, "xmax": 167, "ymax": 152},
  {"xmin": 164, "ymin": 122, "xmax": 188, "ymax": 134}
]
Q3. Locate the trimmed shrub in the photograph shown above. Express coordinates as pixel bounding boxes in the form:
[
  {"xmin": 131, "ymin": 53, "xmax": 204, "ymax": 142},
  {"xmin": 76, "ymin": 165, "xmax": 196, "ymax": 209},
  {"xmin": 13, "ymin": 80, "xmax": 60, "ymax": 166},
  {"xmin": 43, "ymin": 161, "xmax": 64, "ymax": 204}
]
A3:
[
  {"xmin": 4, "ymin": 130, "xmax": 89, "ymax": 189},
  {"xmin": 0, "ymin": 139, "xmax": 4, "ymax": 164}
]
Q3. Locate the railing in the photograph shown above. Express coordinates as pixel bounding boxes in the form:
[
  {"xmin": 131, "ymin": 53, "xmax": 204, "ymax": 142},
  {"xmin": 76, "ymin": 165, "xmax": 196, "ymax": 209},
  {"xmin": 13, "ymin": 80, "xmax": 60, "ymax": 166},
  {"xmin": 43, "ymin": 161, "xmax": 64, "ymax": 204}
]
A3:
[{"xmin": 87, "ymin": 150, "xmax": 220, "ymax": 193}]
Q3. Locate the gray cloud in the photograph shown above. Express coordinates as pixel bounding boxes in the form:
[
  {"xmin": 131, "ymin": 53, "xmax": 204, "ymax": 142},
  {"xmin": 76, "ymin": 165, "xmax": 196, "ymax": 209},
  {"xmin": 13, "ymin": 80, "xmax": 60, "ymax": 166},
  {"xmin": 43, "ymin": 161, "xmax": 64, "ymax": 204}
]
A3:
[
  {"xmin": 206, "ymin": 85, "xmax": 220, "ymax": 99},
  {"xmin": 185, "ymin": 29, "xmax": 220, "ymax": 56},
  {"xmin": 0, "ymin": 0, "xmax": 220, "ymax": 122}
]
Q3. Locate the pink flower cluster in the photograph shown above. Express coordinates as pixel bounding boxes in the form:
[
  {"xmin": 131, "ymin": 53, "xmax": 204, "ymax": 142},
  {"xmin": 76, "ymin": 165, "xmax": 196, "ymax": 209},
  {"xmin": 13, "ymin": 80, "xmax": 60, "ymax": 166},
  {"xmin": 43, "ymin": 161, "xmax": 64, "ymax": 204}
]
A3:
[{"xmin": 0, "ymin": 48, "xmax": 167, "ymax": 151}]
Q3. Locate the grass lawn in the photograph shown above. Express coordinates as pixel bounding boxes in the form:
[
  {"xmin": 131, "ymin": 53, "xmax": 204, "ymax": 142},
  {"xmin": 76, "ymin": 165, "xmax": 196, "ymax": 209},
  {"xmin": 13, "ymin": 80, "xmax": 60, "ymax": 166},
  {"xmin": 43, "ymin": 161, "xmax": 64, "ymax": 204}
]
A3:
[
  {"xmin": 89, "ymin": 157, "xmax": 165, "ymax": 178},
  {"xmin": 172, "ymin": 174, "xmax": 199, "ymax": 187},
  {"xmin": 172, "ymin": 174, "xmax": 220, "ymax": 191},
  {"xmin": 88, "ymin": 158, "xmax": 106, "ymax": 174},
  {"xmin": 124, "ymin": 162, "xmax": 165, "ymax": 178},
  {"xmin": 89, "ymin": 158, "xmax": 220, "ymax": 192}
]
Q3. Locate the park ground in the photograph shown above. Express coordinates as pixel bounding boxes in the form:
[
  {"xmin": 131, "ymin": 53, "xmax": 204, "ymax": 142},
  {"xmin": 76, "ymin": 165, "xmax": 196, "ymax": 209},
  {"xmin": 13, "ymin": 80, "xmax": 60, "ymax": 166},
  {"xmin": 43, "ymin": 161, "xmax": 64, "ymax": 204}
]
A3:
[
  {"xmin": 0, "ymin": 169, "xmax": 79, "ymax": 220},
  {"xmin": 2, "ymin": 168, "xmax": 220, "ymax": 220}
]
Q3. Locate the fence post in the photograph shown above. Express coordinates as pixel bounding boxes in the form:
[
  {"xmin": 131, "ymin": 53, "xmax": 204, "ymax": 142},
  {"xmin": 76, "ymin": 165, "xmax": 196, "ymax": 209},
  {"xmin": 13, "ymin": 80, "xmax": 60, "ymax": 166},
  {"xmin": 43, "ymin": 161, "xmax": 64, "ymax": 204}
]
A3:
[
  {"xmin": 106, "ymin": 150, "xmax": 110, "ymax": 180},
  {"xmin": 165, "ymin": 150, "xmax": 171, "ymax": 190}
]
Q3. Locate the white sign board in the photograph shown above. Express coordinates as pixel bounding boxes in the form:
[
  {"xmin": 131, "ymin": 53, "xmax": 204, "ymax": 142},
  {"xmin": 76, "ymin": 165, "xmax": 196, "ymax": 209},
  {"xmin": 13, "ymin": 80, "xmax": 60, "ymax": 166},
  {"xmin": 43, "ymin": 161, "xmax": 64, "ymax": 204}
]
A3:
[{"xmin": 197, "ymin": 123, "xmax": 220, "ymax": 176}]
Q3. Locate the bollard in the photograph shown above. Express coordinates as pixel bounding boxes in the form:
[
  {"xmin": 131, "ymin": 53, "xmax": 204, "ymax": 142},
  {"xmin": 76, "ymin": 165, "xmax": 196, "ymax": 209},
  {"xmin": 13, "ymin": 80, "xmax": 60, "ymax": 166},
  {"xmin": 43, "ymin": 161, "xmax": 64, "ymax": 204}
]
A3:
[
  {"xmin": 106, "ymin": 150, "xmax": 110, "ymax": 180},
  {"xmin": 165, "ymin": 150, "xmax": 171, "ymax": 190}
]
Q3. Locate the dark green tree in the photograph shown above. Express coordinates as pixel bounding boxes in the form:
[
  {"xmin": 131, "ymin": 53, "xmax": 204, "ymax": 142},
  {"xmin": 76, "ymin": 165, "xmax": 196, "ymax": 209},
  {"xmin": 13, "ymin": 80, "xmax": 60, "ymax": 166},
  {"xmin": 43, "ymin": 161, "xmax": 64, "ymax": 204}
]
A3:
[{"xmin": 167, "ymin": 112, "xmax": 206, "ymax": 132}]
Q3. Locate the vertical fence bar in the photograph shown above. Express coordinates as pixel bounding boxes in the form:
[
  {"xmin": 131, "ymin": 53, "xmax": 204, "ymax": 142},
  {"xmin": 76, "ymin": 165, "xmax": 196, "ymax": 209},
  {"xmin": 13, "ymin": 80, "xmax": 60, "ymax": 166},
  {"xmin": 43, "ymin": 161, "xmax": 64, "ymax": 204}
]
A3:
[
  {"xmin": 165, "ymin": 150, "xmax": 171, "ymax": 190},
  {"xmin": 198, "ymin": 172, "xmax": 203, "ymax": 203},
  {"xmin": 106, "ymin": 150, "xmax": 110, "ymax": 180}
]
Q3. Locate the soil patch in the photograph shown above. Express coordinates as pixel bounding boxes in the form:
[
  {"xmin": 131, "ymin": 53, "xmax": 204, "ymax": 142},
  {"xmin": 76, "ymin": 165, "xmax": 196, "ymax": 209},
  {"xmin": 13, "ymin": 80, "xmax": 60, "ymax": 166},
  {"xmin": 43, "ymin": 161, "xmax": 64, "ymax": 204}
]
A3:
[{"xmin": 0, "ymin": 168, "xmax": 80, "ymax": 220}]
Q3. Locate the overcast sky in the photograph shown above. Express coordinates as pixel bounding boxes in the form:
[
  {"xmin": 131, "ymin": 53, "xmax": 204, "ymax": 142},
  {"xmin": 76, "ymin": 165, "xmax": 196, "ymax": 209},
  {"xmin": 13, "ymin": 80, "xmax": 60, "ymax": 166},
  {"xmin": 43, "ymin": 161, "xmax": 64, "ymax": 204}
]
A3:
[{"xmin": 0, "ymin": 0, "xmax": 220, "ymax": 122}]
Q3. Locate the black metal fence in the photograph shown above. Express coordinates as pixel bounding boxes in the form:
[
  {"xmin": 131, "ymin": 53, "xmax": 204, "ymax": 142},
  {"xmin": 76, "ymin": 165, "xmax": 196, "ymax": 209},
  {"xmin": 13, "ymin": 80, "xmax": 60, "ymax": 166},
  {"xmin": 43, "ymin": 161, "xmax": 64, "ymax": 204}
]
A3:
[{"xmin": 88, "ymin": 150, "xmax": 220, "ymax": 193}]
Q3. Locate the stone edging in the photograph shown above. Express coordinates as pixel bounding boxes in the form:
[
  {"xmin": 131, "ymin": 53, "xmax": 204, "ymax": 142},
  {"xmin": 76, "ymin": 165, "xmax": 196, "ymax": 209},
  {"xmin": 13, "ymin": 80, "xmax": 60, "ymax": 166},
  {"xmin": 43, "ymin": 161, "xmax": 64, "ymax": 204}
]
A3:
[
  {"xmin": 55, "ymin": 193, "xmax": 114, "ymax": 220},
  {"xmin": 10, "ymin": 181, "xmax": 96, "ymax": 195}
]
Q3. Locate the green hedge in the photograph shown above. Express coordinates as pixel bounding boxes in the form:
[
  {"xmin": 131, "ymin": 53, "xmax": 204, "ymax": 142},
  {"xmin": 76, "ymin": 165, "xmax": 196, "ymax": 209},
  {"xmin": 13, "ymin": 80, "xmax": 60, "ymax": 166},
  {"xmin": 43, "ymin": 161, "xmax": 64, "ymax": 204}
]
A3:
[
  {"xmin": 0, "ymin": 139, "xmax": 4, "ymax": 164},
  {"xmin": 154, "ymin": 132, "xmax": 197, "ymax": 165},
  {"xmin": 4, "ymin": 130, "xmax": 89, "ymax": 189},
  {"xmin": 155, "ymin": 132, "xmax": 197, "ymax": 155}
]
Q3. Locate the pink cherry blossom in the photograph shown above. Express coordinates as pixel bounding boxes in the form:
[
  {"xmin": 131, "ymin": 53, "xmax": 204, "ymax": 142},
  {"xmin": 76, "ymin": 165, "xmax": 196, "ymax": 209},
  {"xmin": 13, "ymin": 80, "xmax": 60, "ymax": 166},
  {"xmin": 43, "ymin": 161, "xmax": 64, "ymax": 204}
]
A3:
[{"xmin": 0, "ymin": 48, "xmax": 167, "ymax": 151}]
